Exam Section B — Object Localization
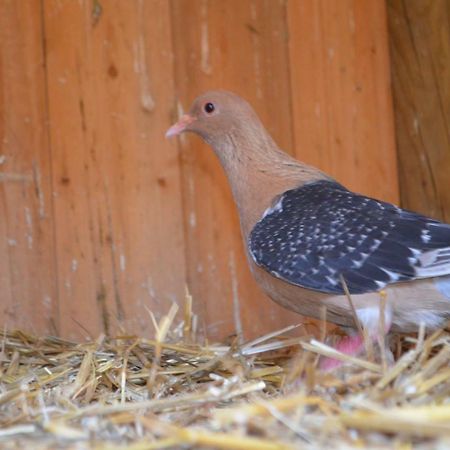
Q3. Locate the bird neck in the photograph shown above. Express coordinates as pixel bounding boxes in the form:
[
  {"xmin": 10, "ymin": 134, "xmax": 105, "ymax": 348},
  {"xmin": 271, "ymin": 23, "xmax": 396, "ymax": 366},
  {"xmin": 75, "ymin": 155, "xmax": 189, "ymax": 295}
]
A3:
[{"xmin": 209, "ymin": 125, "xmax": 329, "ymax": 238}]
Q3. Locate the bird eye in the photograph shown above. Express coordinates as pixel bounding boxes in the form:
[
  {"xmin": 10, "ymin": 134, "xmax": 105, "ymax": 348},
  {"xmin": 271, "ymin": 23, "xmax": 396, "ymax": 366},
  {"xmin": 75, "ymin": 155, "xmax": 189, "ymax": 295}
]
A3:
[{"xmin": 204, "ymin": 102, "xmax": 215, "ymax": 114}]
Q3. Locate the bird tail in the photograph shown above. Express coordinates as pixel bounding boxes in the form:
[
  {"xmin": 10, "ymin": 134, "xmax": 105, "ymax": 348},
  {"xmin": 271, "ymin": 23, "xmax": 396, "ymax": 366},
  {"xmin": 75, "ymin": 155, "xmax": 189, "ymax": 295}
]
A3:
[{"xmin": 415, "ymin": 247, "xmax": 450, "ymax": 277}]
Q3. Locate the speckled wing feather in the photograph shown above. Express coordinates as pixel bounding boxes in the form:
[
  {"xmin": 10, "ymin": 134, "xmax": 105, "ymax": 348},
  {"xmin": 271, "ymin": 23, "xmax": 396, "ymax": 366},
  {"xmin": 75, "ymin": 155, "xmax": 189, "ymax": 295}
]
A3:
[{"xmin": 249, "ymin": 180, "xmax": 450, "ymax": 294}]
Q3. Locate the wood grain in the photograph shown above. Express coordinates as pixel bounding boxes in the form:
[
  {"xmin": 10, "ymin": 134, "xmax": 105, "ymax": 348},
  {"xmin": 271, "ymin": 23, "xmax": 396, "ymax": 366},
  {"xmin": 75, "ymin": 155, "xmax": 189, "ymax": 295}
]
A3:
[
  {"xmin": 387, "ymin": 0, "xmax": 450, "ymax": 221},
  {"xmin": 0, "ymin": 0, "xmax": 401, "ymax": 340},
  {"xmin": 44, "ymin": 0, "xmax": 186, "ymax": 338},
  {"xmin": 0, "ymin": 1, "xmax": 58, "ymax": 334},
  {"xmin": 287, "ymin": 0, "xmax": 399, "ymax": 203}
]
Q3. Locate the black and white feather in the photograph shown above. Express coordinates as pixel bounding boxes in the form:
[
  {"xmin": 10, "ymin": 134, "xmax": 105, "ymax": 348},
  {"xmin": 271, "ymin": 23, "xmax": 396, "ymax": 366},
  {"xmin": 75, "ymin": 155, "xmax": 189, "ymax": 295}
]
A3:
[{"xmin": 249, "ymin": 180, "xmax": 450, "ymax": 294}]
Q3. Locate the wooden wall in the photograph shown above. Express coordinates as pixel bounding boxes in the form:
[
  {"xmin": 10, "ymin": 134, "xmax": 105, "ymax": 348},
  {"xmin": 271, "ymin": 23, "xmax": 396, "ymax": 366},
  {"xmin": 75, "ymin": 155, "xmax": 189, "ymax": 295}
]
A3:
[
  {"xmin": 387, "ymin": 0, "xmax": 450, "ymax": 222},
  {"xmin": 0, "ymin": 0, "xmax": 398, "ymax": 340}
]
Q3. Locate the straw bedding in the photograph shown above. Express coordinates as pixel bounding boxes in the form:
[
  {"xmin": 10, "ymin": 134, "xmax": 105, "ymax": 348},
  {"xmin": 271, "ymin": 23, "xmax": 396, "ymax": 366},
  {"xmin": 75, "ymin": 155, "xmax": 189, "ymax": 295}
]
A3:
[{"xmin": 0, "ymin": 300, "xmax": 449, "ymax": 450}]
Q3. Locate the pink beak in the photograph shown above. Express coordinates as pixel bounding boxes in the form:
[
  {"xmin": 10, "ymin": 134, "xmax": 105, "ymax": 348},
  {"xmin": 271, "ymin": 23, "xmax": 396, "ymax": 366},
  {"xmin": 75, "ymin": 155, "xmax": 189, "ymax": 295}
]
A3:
[{"xmin": 165, "ymin": 114, "xmax": 195, "ymax": 138}]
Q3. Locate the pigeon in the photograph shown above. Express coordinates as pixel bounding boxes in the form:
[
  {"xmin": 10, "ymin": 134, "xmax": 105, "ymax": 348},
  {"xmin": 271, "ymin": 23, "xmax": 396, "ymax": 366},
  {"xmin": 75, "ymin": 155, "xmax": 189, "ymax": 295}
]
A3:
[{"xmin": 166, "ymin": 90, "xmax": 450, "ymax": 362}]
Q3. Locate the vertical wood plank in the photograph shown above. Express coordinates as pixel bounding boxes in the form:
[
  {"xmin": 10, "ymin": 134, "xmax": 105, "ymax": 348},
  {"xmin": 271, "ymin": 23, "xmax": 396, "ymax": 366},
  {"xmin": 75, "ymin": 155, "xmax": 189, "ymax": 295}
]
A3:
[
  {"xmin": 0, "ymin": 0, "xmax": 401, "ymax": 340},
  {"xmin": 387, "ymin": 0, "xmax": 450, "ymax": 221},
  {"xmin": 44, "ymin": 0, "xmax": 186, "ymax": 338},
  {"xmin": 0, "ymin": 0, "xmax": 58, "ymax": 333},
  {"xmin": 287, "ymin": 0, "xmax": 399, "ymax": 203},
  {"xmin": 170, "ymin": 0, "xmax": 301, "ymax": 339}
]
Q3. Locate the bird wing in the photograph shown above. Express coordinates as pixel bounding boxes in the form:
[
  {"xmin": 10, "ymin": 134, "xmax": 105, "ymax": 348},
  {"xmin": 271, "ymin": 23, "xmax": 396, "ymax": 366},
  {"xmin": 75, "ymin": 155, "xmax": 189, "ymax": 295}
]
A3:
[{"xmin": 249, "ymin": 180, "xmax": 450, "ymax": 294}]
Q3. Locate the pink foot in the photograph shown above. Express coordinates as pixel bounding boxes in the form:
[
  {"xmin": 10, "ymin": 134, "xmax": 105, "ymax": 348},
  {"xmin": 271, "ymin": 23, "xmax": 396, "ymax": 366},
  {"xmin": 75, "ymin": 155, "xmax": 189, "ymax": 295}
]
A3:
[{"xmin": 320, "ymin": 334, "xmax": 364, "ymax": 371}]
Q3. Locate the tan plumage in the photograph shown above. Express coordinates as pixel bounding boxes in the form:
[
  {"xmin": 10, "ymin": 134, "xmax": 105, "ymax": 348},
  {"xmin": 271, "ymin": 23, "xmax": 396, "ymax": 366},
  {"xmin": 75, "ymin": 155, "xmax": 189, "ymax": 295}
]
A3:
[{"xmin": 167, "ymin": 90, "xmax": 450, "ymax": 342}]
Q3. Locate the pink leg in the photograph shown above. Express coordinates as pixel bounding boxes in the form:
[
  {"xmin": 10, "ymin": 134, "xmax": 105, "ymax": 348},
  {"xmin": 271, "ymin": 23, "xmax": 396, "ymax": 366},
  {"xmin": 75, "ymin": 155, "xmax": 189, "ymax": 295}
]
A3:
[
  {"xmin": 320, "ymin": 334, "xmax": 365, "ymax": 371},
  {"xmin": 320, "ymin": 295, "xmax": 393, "ymax": 371}
]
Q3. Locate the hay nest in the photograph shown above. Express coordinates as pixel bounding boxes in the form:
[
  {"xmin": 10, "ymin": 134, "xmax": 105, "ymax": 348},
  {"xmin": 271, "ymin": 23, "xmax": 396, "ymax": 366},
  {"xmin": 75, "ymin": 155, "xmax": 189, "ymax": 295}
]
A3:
[{"xmin": 0, "ymin": 300, "xmax": 449, "ymax": 450}]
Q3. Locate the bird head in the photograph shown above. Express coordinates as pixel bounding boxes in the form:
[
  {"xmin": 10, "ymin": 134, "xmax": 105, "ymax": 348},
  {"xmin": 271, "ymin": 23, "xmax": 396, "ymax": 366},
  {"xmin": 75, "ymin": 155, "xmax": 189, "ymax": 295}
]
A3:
[{"xmin": 166, "ymin": 90, "xmax": 258, "ymax": 145}]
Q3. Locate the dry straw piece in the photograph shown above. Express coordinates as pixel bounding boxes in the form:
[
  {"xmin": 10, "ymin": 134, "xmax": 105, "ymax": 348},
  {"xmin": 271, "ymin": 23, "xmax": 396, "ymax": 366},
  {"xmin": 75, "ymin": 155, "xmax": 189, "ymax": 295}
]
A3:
[{"xmin": 0, "ymin": 300, "xmax": 449, "ymax": 449}]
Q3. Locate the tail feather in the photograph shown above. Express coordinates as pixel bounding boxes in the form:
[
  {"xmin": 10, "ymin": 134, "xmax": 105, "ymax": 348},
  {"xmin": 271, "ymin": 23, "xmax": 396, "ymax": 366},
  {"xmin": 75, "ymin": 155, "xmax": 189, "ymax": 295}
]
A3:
[{"xmin": 416, "ymin": 247, "xmax": 450, "ymax": 277}]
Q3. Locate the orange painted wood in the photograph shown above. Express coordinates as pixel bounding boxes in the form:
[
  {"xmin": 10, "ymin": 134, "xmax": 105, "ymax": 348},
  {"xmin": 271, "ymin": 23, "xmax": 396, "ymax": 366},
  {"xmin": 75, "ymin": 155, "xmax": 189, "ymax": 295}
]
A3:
[
  {"xmin": 0, "ymin": 0, "xmax": 399, "ymax": 340},
  {"xmin": 43, "ymin": 0, "xmax": 186, "ymax": 339},
  {"xmin": 387, "ymin": 0, "xmax": 450, "ymax": 221},
  {"xmin": 0, "ymin": 1, "xmax": 58, "ymax": 334},
  {"xmin": 287, "ymin": 0, "xmax": 399, "ymax": 204}
]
